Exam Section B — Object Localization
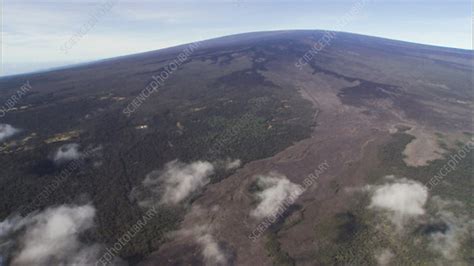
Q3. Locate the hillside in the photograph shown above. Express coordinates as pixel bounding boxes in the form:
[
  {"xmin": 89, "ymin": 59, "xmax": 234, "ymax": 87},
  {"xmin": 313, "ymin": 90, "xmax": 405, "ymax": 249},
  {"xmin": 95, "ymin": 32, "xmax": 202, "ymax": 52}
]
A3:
[{"xmin": 0, "ymin": 30, "xmax": 472, "ymax": 266}]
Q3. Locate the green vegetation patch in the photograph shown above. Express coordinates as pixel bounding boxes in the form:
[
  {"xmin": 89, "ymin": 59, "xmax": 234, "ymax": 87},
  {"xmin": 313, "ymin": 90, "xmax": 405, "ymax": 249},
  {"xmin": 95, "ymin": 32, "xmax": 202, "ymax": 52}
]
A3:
[{"xmin": 312, "ymin": 133, "xmax": 473, "ymax": 265}]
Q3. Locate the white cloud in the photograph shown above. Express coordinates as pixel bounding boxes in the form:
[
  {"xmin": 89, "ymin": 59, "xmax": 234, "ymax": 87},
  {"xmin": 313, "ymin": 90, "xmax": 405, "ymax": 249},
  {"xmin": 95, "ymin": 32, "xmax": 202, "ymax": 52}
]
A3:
[
  {"xmin": 157, "ymin": 160, "xmax": 214, "ymax": 205},
  {"xmin": 251, "ymin": 173, "xmax": 302, "ymax": 219},
  {"xmin": 196, "ymin": 233, "xmax": 228, "ymax": 266},
  {"xmin": 375, "ymin": 249, "xmax": 394, "ymax": 266},
  {"xmin": 367, "ymin": 177, "xmax": 428, "ymax": 228},
  {"xmin": 427, "ymin": 197, "xmax": 473, "ymax": 261},
  {"xmin": 0, "ymin": 204, "xmax": 103, "ymax": 266},
  {"xmin": 0, "ymin": 215, "xmax": 29, "ymax": 238},
  {"xmin": 132, "ymin": 160, "xmax": 214, "ymax": 206},
  {"xmin": 224, "ymin": 159, "xmax": 241, "ymax": 170},
  {"xmin": 210, "ymin": 158, "xmax": 242, "ymax": 171},
  {"xmin": 53, "ymin": 143, "xmax": 82, "ymax": 163},
  {"xmin": 130, "ymin": 158, "xmax": 242, "ymax": 207},
  {"xmin": 177, "ymin": 225, "xmax": 230, "ymax": 266},
  {"xmin": 0, "ymin": 124, "xmax": 19, "ymax": 142},
  {"xmin": 363, "ymin": 179, "xmax": 472, "ymax": 262}
]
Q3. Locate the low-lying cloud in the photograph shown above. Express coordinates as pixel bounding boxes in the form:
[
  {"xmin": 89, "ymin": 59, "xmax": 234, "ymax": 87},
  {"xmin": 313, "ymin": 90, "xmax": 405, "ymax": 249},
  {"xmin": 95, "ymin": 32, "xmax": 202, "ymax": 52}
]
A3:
[
  {"xmin": 427, "ymin": 196, "xmax": 473, "ymax": 261},
  {"xmin": 0, "ymin": 204, "xmax": 104, "ymax": 266},
  {"xmin": 197, "ymin": 232, "xmax": 228, "ymax": 265},
  {"xmin": 367, "ymin": 177, "xmax": 428, "ymax": 228},
  {"xmin": 131, "ymin": 158, "xmax": 242, "ymax": 207},
  {"xmin": 374, "ymin": 249, "xmax": 394, "ymax": 266},
  {"xmin": 177, "ymin": 225, "xmax": 230, "ymax": 266},
  {"xmin": 131, "ymin": 160, "xmax": 214, "ymax": 206},
  {"xmin": 208, "ymin": 158, "xmax": 241, "ymax": 171},
  {"xmin": 251, "ymin": 173, "xmax": 302, "ymax": 219},
  {"xmin": 0, "ymin": 124, "xmax": 19, "ymax": 142},
  {"xmin": 362, "ymin": 177, "xmax": 471, "ymax": 262},
  {"xmin": 224, "ymin": 158, "xmax": 241, "ymax": 170},
  {"xmin": 53, "ymin": 143, "xmax": 83, "ymax": 163},
  {"xmin": 152, "ymin": 160, "xmax": 214, "ymax": 205}
]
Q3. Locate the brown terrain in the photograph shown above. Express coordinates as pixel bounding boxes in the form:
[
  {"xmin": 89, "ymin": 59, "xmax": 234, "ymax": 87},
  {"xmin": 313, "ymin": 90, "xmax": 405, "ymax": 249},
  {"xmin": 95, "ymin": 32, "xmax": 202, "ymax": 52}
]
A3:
[{"xmin": 0, "ymin": 31, "xmax": 472, "ymax": 265}]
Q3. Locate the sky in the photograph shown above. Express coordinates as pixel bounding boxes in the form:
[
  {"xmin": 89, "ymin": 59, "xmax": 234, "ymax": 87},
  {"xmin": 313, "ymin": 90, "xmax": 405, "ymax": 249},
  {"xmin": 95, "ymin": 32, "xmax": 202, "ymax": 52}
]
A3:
[{"xmin": 1, "ymin": 0, "xmax": 472, "ymax": 76}]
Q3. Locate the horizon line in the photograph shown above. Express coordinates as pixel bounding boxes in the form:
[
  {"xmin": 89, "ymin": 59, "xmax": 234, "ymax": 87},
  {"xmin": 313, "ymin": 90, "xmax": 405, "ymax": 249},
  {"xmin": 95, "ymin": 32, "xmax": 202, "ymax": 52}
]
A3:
[{"xmin": 1, "ymin": 29, "xmax": 472, "ymax": 79}]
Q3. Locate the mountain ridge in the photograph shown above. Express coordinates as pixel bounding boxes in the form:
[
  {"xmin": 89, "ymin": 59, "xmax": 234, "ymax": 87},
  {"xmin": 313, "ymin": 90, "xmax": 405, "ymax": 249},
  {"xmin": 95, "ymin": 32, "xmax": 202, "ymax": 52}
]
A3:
[{"xmin": 1, "ymin": 29, "xmax": 470, "ymax": 80}]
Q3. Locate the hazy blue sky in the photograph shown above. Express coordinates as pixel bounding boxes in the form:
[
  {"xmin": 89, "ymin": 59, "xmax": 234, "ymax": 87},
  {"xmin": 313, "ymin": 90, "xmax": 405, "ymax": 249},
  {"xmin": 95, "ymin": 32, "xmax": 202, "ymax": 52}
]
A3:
[{"xmin": 1, "ymin": 0, "xmax": 472, "ymax": 76}]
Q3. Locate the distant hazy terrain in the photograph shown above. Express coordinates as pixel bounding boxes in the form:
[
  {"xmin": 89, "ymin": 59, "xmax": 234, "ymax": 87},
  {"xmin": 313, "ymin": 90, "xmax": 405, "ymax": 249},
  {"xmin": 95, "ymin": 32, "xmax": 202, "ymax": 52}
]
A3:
[{"xmin": 0, "ymin": 30, "xmax": 472, "ymax": 266}]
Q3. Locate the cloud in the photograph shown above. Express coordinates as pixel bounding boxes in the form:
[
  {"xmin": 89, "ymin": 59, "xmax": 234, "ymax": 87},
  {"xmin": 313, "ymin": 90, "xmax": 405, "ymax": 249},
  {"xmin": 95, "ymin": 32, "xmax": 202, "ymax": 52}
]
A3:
[
  {"xmin": 427, "ymin": 196, "xmax": 473, "ymax": 261},
  {"xmin": 130, "ymin": 158, "xmax": 242, "ymax": 207},
  {"xmin": 196, "ymin": 233, "xmax": 228, "ymax": 266},
  {"xmin": 211, "ymin": 158, "xmax": 242, "ymax": 171},
  {"xmin": 374, "ymin": 249, "xmax": 394, "ymax": 266},
  {"xmin": 367, "ymin": 177, "xmax": 428, "ymax": 228},
  {"xmin": 131, "ymin": 160, "xmax": 215, "ymax": 206},
  {"xmin": 0, "ymin": 215, "xmax": 30, "ymax": 258},
  {"xmin": 224, "ymin": 159, "xmax": 241, "ymax": 170},
  {"xmin": 152, "ymin": 160, "xmax": 214, "ymax": 205},
  {"xmin": 0, "ymin": 124, "xmax": 19, "ymax": 142},
  {"xmin": 363, "ymin": 178, "xmax": 472, "ymax": 262},
  {"xmin": 53, "ymin": 143, "xmax": 82, "ymax": 163},
  {"xmin": 251, "ymin": 173, "xmax": 302, "ymax": 219},
  {"xmin": 0, "ymin": 204, "xmax": 103, "ymax": 266},
  {"xmin": 177, "ymin": 225, "xmax": 230, "ymax": 266}
]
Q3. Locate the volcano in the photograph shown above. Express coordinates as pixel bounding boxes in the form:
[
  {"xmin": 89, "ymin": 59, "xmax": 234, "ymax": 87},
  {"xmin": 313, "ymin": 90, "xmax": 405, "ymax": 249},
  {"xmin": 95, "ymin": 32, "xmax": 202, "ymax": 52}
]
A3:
[{"xmin": 0, "ymin": 30, "xmax": 472, "ymax": 266}]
